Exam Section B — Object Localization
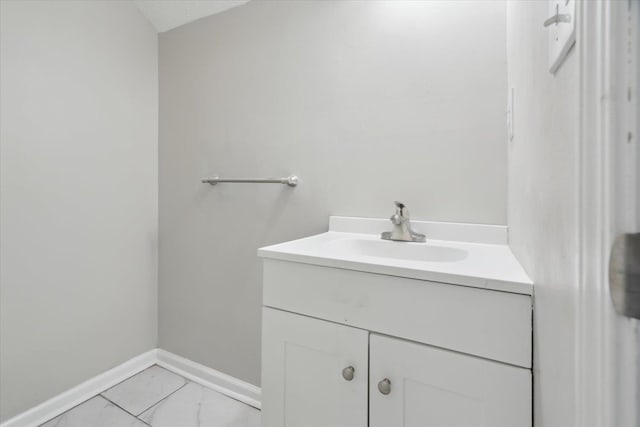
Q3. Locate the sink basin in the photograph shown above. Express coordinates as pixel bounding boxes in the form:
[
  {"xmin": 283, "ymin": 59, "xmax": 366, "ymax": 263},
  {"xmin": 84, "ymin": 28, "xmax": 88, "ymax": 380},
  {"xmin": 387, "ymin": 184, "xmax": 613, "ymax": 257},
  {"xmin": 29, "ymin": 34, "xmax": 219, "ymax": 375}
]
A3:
[
  {"xmin": 323, "ymin": 238, "xmax": 468, "ymax": 263},
  {"xmin": 258, "ymin": 216, "xmax": 533, "ymax": 295}
]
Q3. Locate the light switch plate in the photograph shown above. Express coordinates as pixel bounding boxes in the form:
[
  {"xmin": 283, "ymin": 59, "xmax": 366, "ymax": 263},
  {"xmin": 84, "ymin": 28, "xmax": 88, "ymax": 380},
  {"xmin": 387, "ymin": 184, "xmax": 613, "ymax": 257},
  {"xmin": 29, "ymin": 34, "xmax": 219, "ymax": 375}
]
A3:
[
  {"xmin": 547, "ymin": 0, "xmax": 576, "ymax": 73},
  {"xmin": 507, "ymin": 88, "xmax": 514, "ymax": 142}
]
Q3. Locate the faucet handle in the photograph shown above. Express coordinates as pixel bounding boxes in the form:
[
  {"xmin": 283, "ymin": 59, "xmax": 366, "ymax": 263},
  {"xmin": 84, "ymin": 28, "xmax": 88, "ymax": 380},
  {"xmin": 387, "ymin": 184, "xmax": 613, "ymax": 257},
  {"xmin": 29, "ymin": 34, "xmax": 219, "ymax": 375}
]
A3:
[{"xmin": 394, "ymin": 201, "xmax": 405, "ymax": 209}]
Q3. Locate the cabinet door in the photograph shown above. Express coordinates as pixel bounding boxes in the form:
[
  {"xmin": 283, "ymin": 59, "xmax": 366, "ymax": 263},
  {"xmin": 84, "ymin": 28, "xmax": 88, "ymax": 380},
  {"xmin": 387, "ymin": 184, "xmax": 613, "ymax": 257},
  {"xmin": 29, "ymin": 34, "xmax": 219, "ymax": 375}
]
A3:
[
  {"xmin": 262, "ymin": 307, "xmax": 368, "ymax": 427},
  {"xmin": 370, "ymin": 334, "xmax": 531, "ymax": 427}
]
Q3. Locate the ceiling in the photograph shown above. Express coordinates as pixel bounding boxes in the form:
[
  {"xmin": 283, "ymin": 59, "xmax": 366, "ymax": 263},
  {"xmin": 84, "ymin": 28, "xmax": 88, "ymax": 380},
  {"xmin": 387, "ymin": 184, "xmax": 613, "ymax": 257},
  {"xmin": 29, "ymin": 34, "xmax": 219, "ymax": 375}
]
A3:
[{"xmin": 133, "ymin": 0, "xmax": 250, "ymax": 32}]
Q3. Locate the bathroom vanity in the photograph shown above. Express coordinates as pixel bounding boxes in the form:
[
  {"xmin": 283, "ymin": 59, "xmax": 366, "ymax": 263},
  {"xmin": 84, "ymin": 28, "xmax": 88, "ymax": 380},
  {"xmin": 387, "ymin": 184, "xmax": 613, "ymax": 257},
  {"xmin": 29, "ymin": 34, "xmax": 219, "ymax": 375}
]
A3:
[{"xmin": 258, "ymin": 216, "xmax": 533, "ymax": 427}]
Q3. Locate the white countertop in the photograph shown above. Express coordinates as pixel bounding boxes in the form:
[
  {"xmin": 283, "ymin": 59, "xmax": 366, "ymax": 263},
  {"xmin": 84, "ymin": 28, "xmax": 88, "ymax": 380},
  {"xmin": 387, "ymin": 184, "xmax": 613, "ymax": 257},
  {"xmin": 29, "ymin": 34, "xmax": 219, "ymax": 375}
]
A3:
[{"xmin": 258, "ymin": 217, "xmax": 533, "ymax": 295}]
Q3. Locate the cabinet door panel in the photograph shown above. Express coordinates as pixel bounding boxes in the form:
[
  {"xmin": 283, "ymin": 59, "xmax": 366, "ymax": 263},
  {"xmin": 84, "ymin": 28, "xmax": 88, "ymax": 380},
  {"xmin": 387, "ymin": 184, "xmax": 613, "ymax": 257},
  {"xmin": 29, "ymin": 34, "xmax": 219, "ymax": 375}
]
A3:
[
  {"xmin": 370, "ymin": 334, "xmax": 531, "ymax": 427},
  {"xmin": 262, "ymin": 308, "xmax": 368, "ymax": 427}
]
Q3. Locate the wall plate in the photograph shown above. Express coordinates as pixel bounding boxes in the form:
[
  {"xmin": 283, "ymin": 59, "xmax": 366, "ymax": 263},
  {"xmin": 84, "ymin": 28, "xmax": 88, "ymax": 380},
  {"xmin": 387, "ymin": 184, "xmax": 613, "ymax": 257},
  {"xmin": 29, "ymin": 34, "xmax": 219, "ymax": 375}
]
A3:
[
  {"xmin": 546, "ymin": 0, "xmax": 576, "ymax": 74},
  {"xmin": 507, "ymin": 88, "xmax": 514, "ymax": 142}
]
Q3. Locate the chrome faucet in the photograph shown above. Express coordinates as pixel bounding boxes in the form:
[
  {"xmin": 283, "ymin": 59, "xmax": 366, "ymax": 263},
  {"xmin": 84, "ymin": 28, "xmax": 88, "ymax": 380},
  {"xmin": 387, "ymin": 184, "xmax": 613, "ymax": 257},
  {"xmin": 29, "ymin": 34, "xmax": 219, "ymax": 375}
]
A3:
[{"xmin": 381, "ymin": 201, "xmax": 426, "ymax": 243}]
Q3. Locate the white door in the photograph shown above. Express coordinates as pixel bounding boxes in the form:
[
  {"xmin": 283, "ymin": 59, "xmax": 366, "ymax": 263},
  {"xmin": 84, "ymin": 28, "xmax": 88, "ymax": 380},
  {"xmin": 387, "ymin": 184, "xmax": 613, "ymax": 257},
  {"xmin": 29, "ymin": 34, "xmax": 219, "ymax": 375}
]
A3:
[
  {"xmin": 609, "ymin": 1, "xmax": 640, "ymax": 423},
  {"xmin": 261, "ymin": 308, "xmax": 368, "ymax": 427},
  {"xmin": 369, "ymin": 334, "xmax": 531, "ymax": 427},
  {"xmin": 578, "ymin": 1, "xmax": 639, "ymax": 425},
  {"xmin": 609, "ymin": 1, "xmax": 640, "ymax": 424}
]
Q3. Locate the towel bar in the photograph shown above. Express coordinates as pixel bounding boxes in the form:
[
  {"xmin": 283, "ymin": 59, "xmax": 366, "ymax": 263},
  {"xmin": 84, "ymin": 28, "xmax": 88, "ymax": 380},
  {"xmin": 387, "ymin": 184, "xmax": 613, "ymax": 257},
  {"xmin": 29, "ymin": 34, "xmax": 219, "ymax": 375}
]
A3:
[{"xmin": 201, "ymin": 175, "xmax": 299, "ymax": 187}]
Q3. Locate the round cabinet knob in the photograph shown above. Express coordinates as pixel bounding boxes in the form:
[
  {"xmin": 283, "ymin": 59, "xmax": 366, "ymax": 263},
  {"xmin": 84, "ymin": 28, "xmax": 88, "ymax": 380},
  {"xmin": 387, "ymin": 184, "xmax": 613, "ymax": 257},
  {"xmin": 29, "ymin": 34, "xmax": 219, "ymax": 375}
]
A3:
[
  {"xmin": 378, "ymin": 378, "xmax": 391, "ymax": 395},
  {"xmin": 342, "ymin": 366, "xmax": 355, "ymax": 381}
]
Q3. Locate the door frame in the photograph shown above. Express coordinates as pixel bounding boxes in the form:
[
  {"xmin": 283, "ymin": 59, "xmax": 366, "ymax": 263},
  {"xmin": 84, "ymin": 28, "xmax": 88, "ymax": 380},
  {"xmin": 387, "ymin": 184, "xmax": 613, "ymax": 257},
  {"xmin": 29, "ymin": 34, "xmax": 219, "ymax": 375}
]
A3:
[{"xmin": 575, "ymin": 1, "xmax": 639, "ymax": 426}]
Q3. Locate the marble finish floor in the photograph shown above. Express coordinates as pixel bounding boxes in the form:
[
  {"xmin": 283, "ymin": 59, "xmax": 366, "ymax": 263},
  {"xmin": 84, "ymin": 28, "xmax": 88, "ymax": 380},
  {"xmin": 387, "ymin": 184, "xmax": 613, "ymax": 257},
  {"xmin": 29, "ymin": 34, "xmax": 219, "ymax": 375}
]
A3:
[{"xmin": 40, "ymin": 365, "xmax": 260, "ymax": 427}]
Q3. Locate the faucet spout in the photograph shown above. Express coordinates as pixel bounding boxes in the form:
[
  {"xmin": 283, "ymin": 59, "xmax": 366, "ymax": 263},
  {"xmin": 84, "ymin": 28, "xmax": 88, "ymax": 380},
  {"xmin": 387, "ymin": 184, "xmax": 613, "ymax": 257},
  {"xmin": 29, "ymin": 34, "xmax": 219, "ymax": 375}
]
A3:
[{"xmin": 381, "ymin": 201, "xmax": 426, "ymax": 243}]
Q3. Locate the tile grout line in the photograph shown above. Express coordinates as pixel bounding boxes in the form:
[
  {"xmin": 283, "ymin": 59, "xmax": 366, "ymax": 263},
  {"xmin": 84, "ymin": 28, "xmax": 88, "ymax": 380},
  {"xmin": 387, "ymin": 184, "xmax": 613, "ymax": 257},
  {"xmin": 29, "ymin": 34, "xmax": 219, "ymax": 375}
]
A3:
[
  {"xmin": 97, "ymin": 394, "xmax": 152, "ymax": 425},
  {"xmin": 38, "ymin": 364, "xmax": 259, "ymax": 427},
  {"xmin": 97, "ymin": 364, "xmax": 163, "ymax": 420},
  {"xmin": 97, "ymin": 365, "xmax": 190, "ymax": 423},
  {"xmin": 38, "ymin": 395, "xmax": 141, "ymax": 427},
  {"xmin": 154, "ymin": 363, "xmax": 261, "ymax": 411},
  {"xmin": 38, "ymin": 366, "xmax": 162, "ymax": 427},
  {"xmin": 98, "ymin": 364, "xmax": 158, "ymax": 402},
  {"xmin": 133, "ymin": 380, "xmax": 191, "ymax": 422}
]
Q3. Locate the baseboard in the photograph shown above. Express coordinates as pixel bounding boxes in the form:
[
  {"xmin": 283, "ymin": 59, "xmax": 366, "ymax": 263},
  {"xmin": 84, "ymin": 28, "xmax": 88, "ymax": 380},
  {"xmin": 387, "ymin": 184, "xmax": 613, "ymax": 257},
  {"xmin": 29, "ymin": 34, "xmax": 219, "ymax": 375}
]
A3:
[
  {"xmin": 156, "ymin": 349, "xmax": 261, "ymax": 410},
  {"xmin": 0, "ymin": 349, "xmax": 158, "ymax": 427},
  {"xmin": 0, "ymin": 348, "xmax": 261, "ymax": 427}
]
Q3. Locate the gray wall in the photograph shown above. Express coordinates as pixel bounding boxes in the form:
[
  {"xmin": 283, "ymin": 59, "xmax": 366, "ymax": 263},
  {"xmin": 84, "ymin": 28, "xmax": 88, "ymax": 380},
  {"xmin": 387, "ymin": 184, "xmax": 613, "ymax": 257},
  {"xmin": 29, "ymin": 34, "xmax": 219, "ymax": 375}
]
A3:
[
  {"xmin": 0, "ymin": 1, "xmax": 158, "ymax": 421},
  {"xmin": 506, "ymin": 2, "xmax": 578, "ymax": 426},
  {"xmin": 159, "ymin": 0, "xmax": 507, "ymax": 386}
]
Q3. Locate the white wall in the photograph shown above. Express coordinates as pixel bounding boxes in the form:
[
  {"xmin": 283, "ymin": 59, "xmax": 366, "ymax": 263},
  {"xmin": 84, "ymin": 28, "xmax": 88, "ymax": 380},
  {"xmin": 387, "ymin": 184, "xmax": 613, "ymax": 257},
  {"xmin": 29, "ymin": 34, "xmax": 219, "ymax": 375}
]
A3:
[
  {"xmin": 159, "ymin": 0, "xmax": 507, "ymax": 386},
  {"xmin": 0, "ymin": 1, "xmax": 158, "ymax": 421},
  {"xmin": 506, "ymin": 2, "xmax": 578, "ymax": 426}
]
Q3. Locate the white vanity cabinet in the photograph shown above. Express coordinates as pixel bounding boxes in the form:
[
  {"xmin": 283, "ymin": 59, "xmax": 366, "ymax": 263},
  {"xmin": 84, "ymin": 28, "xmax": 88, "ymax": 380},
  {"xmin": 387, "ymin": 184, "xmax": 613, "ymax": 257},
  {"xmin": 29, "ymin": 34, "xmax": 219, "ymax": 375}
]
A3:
[
  {"xmin": 369, "ymin": 334, "xmax": 531, "ymax": 427},
  {"xmin": 259, "ymin": 218, "xmax": 533, "ymax": 427},
  {"xmin": 261, "ymin": 260, "xmax": 533, "ymax": 427},
  {"xmin": 262, "ymin": 308, "xmax": 368, "ymax": 427},
  {"xmin": 262, "ymin": 307, "xmax": 531, "ymax": 427}
]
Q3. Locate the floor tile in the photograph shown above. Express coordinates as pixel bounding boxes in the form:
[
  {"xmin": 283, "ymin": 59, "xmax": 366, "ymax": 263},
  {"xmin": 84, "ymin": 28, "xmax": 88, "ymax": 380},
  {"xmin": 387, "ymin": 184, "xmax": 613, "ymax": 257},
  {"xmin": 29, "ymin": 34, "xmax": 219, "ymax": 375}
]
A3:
[
  {"xmin": 139, "ymin": 382, "xmax": 261, "ymax": 427},
  {"xmin": 101, "ymin": 365, "xmax": 187, "ymax": 415},
  {"xmin": 40, "ymin": 396, "xmax": 147, "ymax": 427}
]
